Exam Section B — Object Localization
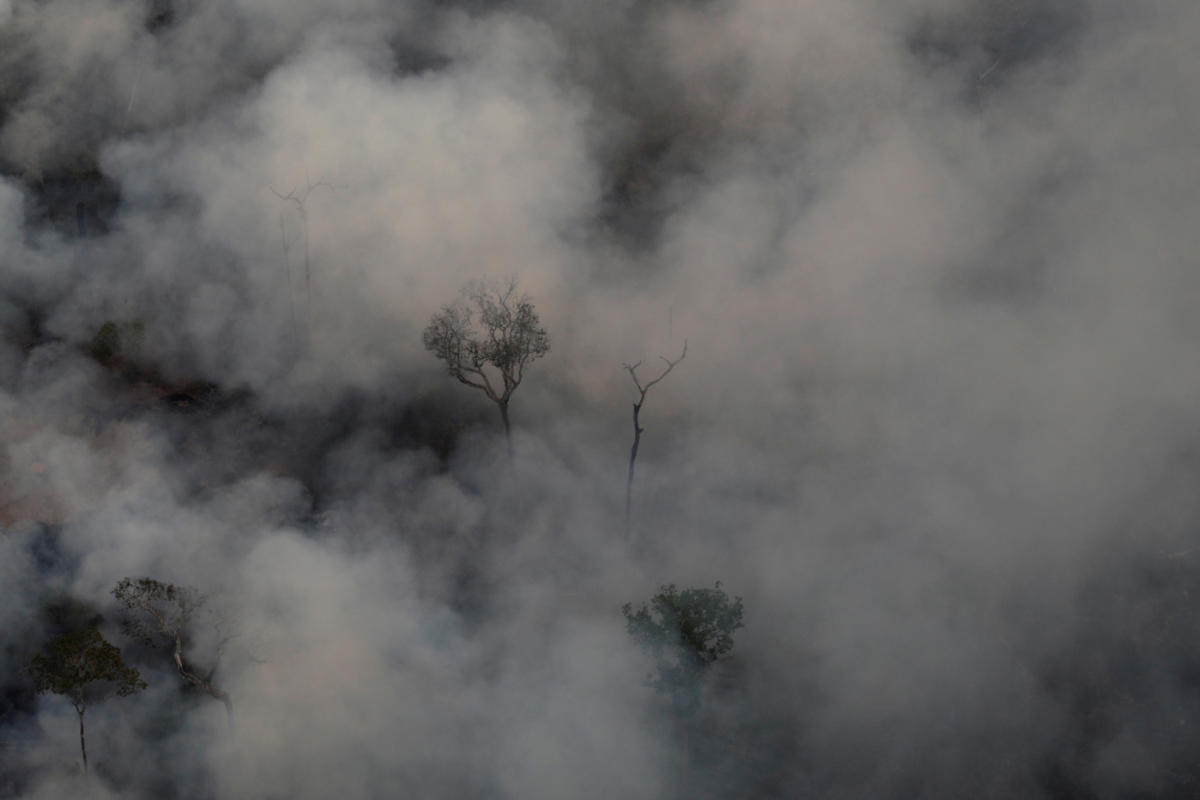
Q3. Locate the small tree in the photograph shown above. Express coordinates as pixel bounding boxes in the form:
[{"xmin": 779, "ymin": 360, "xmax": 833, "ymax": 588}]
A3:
[
  {"xmin": 623, "ymin": 582, "xmax": 743, "ymax": 715},
  {"xmin": 28, "ymin": 627, "xmax": 145, "ymax": 775},
  {"xmin": 623, "ymin": 341, "xmax": 686, "ymax": 543},
  {"xmin": 112, "ymin": 577, "xmax": 233, "ymax": 725},
  {"xmin": 624, "ymin": 582, "xmax": 743, "ymax": 783},
  {"xmin": 422, "ymin": 278, "xmax": 550, "ymax": 457}
]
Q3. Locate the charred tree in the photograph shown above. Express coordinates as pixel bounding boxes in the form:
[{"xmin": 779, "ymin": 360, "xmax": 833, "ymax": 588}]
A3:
[{"xmin": 623, "ymin": 341, "xmax": 686, "ymax": 543}]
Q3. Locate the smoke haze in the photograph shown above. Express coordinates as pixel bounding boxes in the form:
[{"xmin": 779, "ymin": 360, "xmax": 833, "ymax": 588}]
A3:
[{"xmin": 3, "ymin": 0, "xmax": 1200, "ymax": 797}]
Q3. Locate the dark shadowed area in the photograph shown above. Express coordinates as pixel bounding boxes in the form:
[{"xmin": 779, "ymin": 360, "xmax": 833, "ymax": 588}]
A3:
[{"xmin": 3, "ymin": 0, "xmax": 1200, "ymax": 797}]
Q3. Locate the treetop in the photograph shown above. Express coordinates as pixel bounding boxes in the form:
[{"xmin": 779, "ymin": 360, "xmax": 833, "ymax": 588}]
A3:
[{"xmin": 28, "ymin": 627, "xmax": 146, "ymax": 705}]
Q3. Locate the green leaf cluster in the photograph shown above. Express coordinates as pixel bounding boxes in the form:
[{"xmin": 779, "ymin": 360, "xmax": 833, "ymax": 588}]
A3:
[
  {"xmin": 112, "ymin": 576, "xmax": 203, "ymax": 645},
  {"xmin": 422, "ymin": 278, "xmax": 549, "ymax": 400},
  {"xmin": 623, "ymin": 582, "xmax": 744, "ymax": 707},
  {"xmin": 89, "ymin": 320, "xmax": 145, "ymax": 363},
  {"xmin": 28, "ymin": 627, "xmax": 145, "ymax": 711}
]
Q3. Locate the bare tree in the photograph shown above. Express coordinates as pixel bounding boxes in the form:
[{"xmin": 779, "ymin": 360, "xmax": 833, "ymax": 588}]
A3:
[
  {"xmin": 423, "ymin": 278, "xmax": 550, "ymax": 458},
  {"xmin": 112, "ymin": 577, "xmax": 234, "ymax": 727},
  {"xmin": 28, "ymin": 627, "xmax": 145, "ymax": 775},
  {"xmin": 271, "ymin": 178, "xmax": 333, "ymax": 345},
  {"xmin": 624, "ymin": 341, "xmax": 686, "ymax": 543}
]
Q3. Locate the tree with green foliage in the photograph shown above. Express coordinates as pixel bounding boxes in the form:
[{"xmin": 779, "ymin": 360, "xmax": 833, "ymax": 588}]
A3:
[
  {"xmin": 112, "ymin": 577, "xmax": 233, "ymax": 725},
  {"xmin": 623, "ymin": 582, "xmax": 744, "ymax": 715},
  {"xmin": 624, "ymin": 582, "xmax": 744, "ymax": 785},
  {"xmin": 28, "ymin": 627, "xmax": 145, "ymax": 775},
  {"xmin": 423, "ymin": 277, "xmax": 550, "ymax": 458},
  {"xmin": 88, "ymin": 320, "xmax": 144, "ymax": 363}
]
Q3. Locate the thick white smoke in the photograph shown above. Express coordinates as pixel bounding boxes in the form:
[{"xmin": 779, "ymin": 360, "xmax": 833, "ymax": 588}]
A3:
[{"xmin": 3, "ymin": 1, "xmax": 1200, "ymax": 797}]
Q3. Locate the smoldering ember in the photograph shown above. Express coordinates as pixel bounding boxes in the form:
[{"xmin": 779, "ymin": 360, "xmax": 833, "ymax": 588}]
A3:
[{"xmin": 2, "ymin": 2, "xmax": 1200, "ymax": 798}]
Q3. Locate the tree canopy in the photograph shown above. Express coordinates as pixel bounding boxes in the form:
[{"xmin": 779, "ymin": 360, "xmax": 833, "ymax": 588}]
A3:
[
  {"xmin": 423, "ymin": 277, "xmax": 549, "ymax": 451},
  {"xmin": 112, "ymin": 577, "xmax": 233, "ymax": 723},
  {"xmin": 28, "ymin": 627, "xmax": 145, "ymax": 707},
  {"xmin": 623, "ymin": 582, "xmax": 744, "ymax": 712}
]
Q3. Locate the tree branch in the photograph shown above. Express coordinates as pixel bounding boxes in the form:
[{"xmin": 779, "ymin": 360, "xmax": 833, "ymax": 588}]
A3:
[
  {"xmin": 624, "ymin": 340, "xmax": 687, "ymax": 544},
  {"xmin": 642, "ymin": 341, "xmax": 687, "ymax": 395}
]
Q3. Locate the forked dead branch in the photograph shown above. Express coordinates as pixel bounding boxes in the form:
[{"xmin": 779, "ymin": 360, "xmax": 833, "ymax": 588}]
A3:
[{"xmin": 624, "ymin": 340, "xmax": 686, "ymax": 543}]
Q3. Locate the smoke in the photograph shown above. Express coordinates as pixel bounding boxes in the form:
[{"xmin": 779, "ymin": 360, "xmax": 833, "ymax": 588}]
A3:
[{"xmin": 3, "ymin": 0, "xmax": 1200, "ymax": 797}]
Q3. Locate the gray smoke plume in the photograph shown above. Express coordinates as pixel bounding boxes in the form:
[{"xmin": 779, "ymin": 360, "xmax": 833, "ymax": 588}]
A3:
[{"xmin": 3, "ymin": 0, "xmax": 1200, "ymax": 797}]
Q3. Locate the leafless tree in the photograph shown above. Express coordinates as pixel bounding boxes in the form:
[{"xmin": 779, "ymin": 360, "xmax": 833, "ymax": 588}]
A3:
[
  {"xmin": 271, "ymin": 178, "xmax": 333, "ymax": 345},
  {"xmin": 624, "ymin": 341, "xmax": 686, "ymax": 543},
  {"xmin": 423, "ymin": 278, "xmax": 550, "ymax": 458},
  {"xmin": 112, "ymin": 577, "xmax": 234, "ymax": 728}
]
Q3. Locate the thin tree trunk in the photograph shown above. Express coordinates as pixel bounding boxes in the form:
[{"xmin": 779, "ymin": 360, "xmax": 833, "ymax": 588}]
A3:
[
  {"xmin": 78, "ymin": 709, "xmax": 87, "ymax": 776},
  {"xmin": 625, "ymin": 403, "xmax": 643, "ymax": 544},
  {"xmin": 622, "ymin": 343, "xmax": 684, "ymax": 545},
  {"xmin": 499, "ymin": 402, "xmax": 513, "ymax": 461},
  {"xmin": 174, "ymin": 636, "xmax": 234, "ymax": 732},
  {"xmin": 279, "ymin": 215, "xmax": 298, "ymax": 346},
  {"xmin": 218, "ymin": 693, "xmax": 235, "ymax": 733},
  {"xmin": 303, "ymin": 221, "xmax": 312, "ymax": 345}
]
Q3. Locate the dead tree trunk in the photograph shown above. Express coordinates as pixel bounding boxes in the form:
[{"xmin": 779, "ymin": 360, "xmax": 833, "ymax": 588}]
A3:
[
  {"xmin": 270, "ymin": 179, "xmax": 332, "ymax": 349},
  {"xmin": 625, "ymin": 403, "xmax": 644, "ymax": 537},
  {"xmin": 623, "ymin": 341, "xmax": 686, "ymax": 544},
  {"xmin": 174, "ymin": 635, "xmax": 233, "ymax": 731},
  {"xmin": 77, "ymin": 708, "xmax": 87, "ymax": 776}
]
